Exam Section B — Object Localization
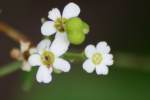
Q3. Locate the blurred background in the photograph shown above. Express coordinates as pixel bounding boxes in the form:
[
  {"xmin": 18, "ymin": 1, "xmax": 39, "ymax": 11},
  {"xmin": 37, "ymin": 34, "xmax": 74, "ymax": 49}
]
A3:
[{"xmin": 0, "ymin": 0, "xmax": 150, "ymax": 100}]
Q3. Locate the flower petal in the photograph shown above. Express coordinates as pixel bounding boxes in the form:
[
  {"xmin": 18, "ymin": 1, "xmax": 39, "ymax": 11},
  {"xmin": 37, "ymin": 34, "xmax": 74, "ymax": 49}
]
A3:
[
  {"xmin": 50, "ymin": 32, "xmax": 70, "ymax": 57},
  {"xmin": 96, "ymin": 41, "xmax": 110, "ymax": 54},
  {"xmin": 48, "ymin": 8, "xmax": 61, "ymax": 21},
  {"xmin": 82, "ymin": 59, "xmax": 95, "ymax": 73},
  {"xmin": 36, "ymin": 66, "xmax": 52, "ymax": 84},
  {"xmin": 37, "ymin": 39, "xmax": 51, "ymax": 51},
  {"xmin": 103, "ymin": 54, "xmax": 113, "ymax": 66},
  {"xmin": 53, "ymin": 58, "xmax": 71, "ymax": 72},
  {"xmin": 96, "ymin": 65, "xmax": 109, "ymax": 75},
  {"xmin": 85, "ymin": 44, "xmax": 96, "ymax": 58},
  {"xmin": 29, "ymin": 47, "xmax": 38, "ymax": 54},
  {"xmin": 28, "ymin": 54, "xmax": 41, "ymax": 66},
  {"xmin": 20, "ymin": 41, "xmax": 30, "ymax": 53},
  {"xmin": 41, "ymin": 21, "xmax": 56, "ymax": 36},
  {"xmin": 22, "ymin": 61, "xmax": 32, "ymax": 72},
  {"xmin": 62, "ymin": 2, "xmax": 80, "ymax": 19}
]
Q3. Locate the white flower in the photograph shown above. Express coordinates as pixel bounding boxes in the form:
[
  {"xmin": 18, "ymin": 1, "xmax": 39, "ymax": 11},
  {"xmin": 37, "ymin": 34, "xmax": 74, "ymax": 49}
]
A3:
[
  {"xmin": 41, "ymin": 2, "xmax": 81, "ymax": 54},
  {"xmin": 41, "ymin": 2, "xmax": 80, "ymax": 36},
  {"xmin": 83, "ymin": 41, "xmax": 113, "ymax": 75},
  {"xmin": 10, "ymin": 41, "xmax": 35, "ymax": 72},
  {"xmin": 28, "ymin": 39, "xmax": 71, "ymax": 84},
  {"xmin": 20, "ymin": 41, "xmax": 37, "ymax": 71}
]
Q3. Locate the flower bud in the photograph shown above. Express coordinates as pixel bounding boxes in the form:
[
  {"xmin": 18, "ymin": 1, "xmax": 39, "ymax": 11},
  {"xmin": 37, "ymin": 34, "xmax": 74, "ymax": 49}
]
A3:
[
  {"xmin": 82, "ymin": 21, "xmax": 90, "ymax": 34},
  {"xmin": 65, "ymin": 17, "xmax": 83, "ymax": 32},
  {"xmin": 67, "ymin": 30, "xmax": 85, "ymax": 45}
]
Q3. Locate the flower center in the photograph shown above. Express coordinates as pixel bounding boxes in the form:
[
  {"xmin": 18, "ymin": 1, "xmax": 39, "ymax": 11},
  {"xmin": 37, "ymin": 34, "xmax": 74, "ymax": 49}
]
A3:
[
  {"xmin": 92, "ymin": 53, "xmax": 103, "ymax": 65},
  {"xmin": 41, "ymin": 51, "xmax": 55, "ymax": 67},
  {"xmin": 54, "ymin": 18, "xmax": 67, "ymax": 33},
  {"xmin": 23, "ymin": 50, "xmax": 30, "ymax": 61}
]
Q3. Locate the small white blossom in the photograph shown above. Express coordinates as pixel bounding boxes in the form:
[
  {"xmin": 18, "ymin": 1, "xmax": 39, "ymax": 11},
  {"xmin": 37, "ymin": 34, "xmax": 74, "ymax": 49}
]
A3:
[
  {"xmin": 41, "ymin": 2, "xmax": 80, "ymax": 36},
  {"xmin": 41, "ymin": 2, "xmax": 81, "ymax": 54},
  {"xmin": 28, "ymin": 39, "xmax": 71, "ymax": 84},
  {"xmin": 83, "ymin": 41, "xmax": 113, "ymax": 75},
  {"xmin": 10, "ymin": 41, "xmax": 35, "ymax": 72}
]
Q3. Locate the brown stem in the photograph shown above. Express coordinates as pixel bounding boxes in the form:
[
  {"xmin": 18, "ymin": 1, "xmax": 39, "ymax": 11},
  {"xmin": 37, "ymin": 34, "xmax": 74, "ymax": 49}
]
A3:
[
  {"xmin": 0, "ymin": 21, "xmax": 30, "ymax": 43},
  {"xmin": 0, "ymin": 21, "xmax": 35, "ymax": 61}
]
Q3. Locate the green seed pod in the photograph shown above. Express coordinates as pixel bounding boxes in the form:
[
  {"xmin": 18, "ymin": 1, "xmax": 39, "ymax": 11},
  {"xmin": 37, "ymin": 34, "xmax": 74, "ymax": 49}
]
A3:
[
  {"xmin": 82, "ymin": 21, "xmax": 90, "ymax": 34},
  {"xmin": 65, "ymin": 17, "xmax": 83, "ymax": 32},
  {"xmin": 65, "ymin": 17, "xmax": 87, "ymax": 45},
  {"xmin": 67, "ymin": 30, "xmax": 85, "ymax": 45}
]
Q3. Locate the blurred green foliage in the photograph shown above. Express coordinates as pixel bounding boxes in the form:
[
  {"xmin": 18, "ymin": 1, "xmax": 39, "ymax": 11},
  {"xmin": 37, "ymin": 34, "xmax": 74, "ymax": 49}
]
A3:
[{"xmin": 15, "ymin": 63, "xmax": 150, "ymax": 100}]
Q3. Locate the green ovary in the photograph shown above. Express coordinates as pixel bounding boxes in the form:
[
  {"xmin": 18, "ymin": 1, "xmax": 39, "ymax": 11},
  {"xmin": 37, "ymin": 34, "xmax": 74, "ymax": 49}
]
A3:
[
  {"xmin": 41, "ymin": 51, "xmax": 55, "ymax": 67},
  {"xmin": 92, "ymin": 53, "xmax": 103, "ymax": 65},
  {"xmin": 54, "ymin": 18, "xmax": 67, "ymax": 33}
]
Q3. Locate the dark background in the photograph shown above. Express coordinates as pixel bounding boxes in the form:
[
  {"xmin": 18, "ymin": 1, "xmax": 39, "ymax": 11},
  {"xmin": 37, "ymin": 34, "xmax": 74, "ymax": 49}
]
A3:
[{"xmin": 0, "ymin": 0, "xmax": 150, "ymax": 100}]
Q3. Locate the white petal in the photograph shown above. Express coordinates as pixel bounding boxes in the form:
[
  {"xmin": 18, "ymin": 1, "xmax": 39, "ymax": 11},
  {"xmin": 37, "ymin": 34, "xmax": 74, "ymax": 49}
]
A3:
[
  {"xmin": 37, "ymin": 39, "xmax": 51, "ymax": 51},
  {"xmin": 53, "ymin": 58, "xmax": 71, "ymax": 72},
  {"xmin": 82, "ymin": 59, "xmax": 95, "ymax": 73},
  {"xmin": 85, "ymin": 44, "xmax": 96, "ymax": 58},
  {"xmin": 103, "ymin": 54, "xmax": 113, "ymax": 66},
  {"xmin": 36, "ymin": 66, "xmax": 52, "ymax": 84},
  {"xmin": 106, "ymin": 59, "xmax": 113, "ymax": 66},
  {"xmin": 22, "ymin": 61, "xmax": 32, "ymax": 72},
  {"xmin": 96, "ymin": 41, "xmax": 110, "ymax": 54},
  {"xmin": 48, "ymin": 8, "xmax": 61, "ymax": 21},
  {"xmin": 96, "ymin": 65, "xmax": 109, "ymax": 75},
  {"xmin": 50, "ymin": 32, "xmax": 70, "ymax": 57},
  {"xmin": 28, "ymin": 54, "xmax": 41, "ymax": 66},
  {"xmin": 41, "ymin": 21, "xmax": 56, "ymax": 36},
  {"xmin": 29, "ymin": 47, "xmax": 38, "ymax": 54},
  {"xmin": 62, "ymin": 2, "xmax": 80, "ymax": 19},
  {"xmin": 20, "ymin": 41, "xmax": 30, "ymax": 53}
]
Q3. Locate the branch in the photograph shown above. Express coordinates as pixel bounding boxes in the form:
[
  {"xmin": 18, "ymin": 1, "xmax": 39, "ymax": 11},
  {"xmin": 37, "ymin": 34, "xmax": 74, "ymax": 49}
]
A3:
[{"xmin": 0, "ymin": 21, "xmax": 31, "ymax": 43}]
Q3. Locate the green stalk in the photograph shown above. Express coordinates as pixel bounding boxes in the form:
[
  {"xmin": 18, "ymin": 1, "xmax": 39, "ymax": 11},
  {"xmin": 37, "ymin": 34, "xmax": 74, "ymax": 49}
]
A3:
[
  {"xmin": 0, "ymin": 61, "xmax": 22, "ymax": 77},
  {"xmin": 21, "ymin": 68, "xmax": 36, "ymax": 92},
  {"xmin": 63, "ymin": 52, "xmax": 86, "ymax": 62}
]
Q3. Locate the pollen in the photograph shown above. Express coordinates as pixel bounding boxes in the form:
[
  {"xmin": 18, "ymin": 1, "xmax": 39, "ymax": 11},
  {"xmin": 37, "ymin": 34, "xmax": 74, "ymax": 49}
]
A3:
[
  {"xmin": 54, "ymin": 18, "xmax": 67, "ymax": 33},
  {"xmin": 92, "ymin": 53, "xmax": 103, "ymax": 65},
  {"xmin": 41, "ymin": 51, "xmax": 55, "ymax": 67}
]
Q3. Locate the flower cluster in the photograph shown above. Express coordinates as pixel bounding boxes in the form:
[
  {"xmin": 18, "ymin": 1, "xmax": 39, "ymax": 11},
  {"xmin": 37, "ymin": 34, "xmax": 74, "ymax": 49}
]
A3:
[{"xmin": 27, "ymin": 2, "xmax": 113, "ymax": 84}]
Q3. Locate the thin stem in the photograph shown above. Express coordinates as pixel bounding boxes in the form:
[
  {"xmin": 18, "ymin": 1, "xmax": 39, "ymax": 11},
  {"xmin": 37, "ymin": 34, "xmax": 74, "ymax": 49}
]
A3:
[
  {"xmin": 63, "ymin": 52, "xmax": 86, "ymax": 62},
  {"xmin": 115, "ymin": 53, "xmax": 150, "ymax": 72},
  {"xmin": 21, "ymin": 69, "xmax": 36, "ymax": 92},
  {"xmin": 0, "ymin": 61, "xmax": 22, "ymax": 77},
  {"xmin": 0, "ymin": 21, "xmax": 31, "ymax": 43}
]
